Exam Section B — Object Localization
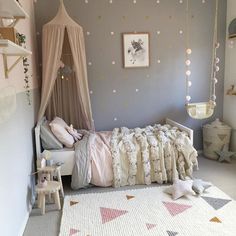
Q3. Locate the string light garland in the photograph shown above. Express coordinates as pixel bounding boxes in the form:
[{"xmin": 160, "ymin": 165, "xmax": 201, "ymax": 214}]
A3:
[{"xmin": 58, "ymin": 60, "xmax": 73, "ymax": 81}]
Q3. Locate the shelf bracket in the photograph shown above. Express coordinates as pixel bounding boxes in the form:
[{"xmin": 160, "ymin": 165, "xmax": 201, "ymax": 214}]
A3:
[{"xmin": 2, "ymin": 54, "xmax": 24, "ymax": 78}]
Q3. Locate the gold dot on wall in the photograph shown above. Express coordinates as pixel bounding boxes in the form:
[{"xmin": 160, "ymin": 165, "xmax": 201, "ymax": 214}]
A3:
[
  {"xmin": 145, "ymin": 16, "xmax": 150, "ymax": 20},
  {"xmin": 122, "ymin": 16, "xmax": 126, "ymax": 20},
  {"xmin": 98, "ymin": 16, "xmax": 102, "ymax": 20},
  {"xmin": 123, "ymin": 102, "xmax": 129, "ymax": 109}
]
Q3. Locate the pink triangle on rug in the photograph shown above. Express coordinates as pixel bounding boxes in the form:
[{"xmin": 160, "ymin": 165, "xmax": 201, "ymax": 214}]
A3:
[
  {"xmin": 100, "ymin": 207, "xmax": 128, "ymax": 224},
  {"xmin": 146, "ymin": 223, "xmax": 156, "ymax": 230},
  {"xmin": 69, "ymin": 228, "xmax": 79, "ymax": 236},
  {"xmin": 163, "ymin": 202, "xmax": 192, "ymax": 216}
]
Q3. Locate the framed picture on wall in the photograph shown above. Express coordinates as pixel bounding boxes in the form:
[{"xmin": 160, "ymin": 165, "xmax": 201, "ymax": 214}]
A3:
[{"xmin": 122, "ymin": 32, "xmax": 150, "ymax": 68}]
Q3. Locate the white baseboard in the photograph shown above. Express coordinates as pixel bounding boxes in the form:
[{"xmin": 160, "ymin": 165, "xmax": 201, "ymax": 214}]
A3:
[
  {"xmin": 18, "ymin": 212, "xmax": 30, "ymax": 236},
  {"xmin": 18, "ymin": 203, "xmax": 33, "ymax": 236}
]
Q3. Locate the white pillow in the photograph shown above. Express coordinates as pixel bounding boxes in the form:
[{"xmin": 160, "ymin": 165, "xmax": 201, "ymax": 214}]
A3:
[
  {"xmin": 50, "ymin": 118, "xmax": 74, "ymax": 148},
  {"xmin": 50, "ymin": 117, "xmax": 69, "ymax": 129}
]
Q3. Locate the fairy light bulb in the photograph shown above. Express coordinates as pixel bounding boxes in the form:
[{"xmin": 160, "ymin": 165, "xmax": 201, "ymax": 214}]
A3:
[
  {"xmin": 188, "ymin": 81, "xmax": 192, "ymax": 87},
  {"xmin": 186, "ymin": 70, "xmax": 191, "ymax": 76},
  {"xmin": 185, "ymin": 60, "xmax": 191, "ymax": 66},
  {"xmin": 213, "ymin": 101, "xmax": 216, "ymax": 106},
  {"xmin": 186, "ymin": 48, "xmax": 192, "ymax": 55},
  {"xmin": 215, "ymin": 42, "xmax": 220, "ymax": 49},
  {"xmin": 61, "ymin": 75, "xmax": 64, "ymax": 79},
  {"xmin": 186, "ymin": 95, "xmax": 191, "ymax": 101},
  {"xmin": 215, "ymin": 66, "xmax": 220, "ymax": 72},
  {"xmin": 215, "ymin": 57, "xmax": 220, "ymax": 64},
  {"xmin": 213, "ymin": 78, "xmax": 218, "ymax": 84},
  {"xmin": 212, "ymin": 95, "xmax": 216, "ymax": 100}
]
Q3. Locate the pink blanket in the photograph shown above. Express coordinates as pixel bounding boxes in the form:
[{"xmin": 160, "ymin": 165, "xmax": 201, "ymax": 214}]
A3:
[{"xmin": 89, "ymin": 131, "xmax": 113, "ymax": 187}]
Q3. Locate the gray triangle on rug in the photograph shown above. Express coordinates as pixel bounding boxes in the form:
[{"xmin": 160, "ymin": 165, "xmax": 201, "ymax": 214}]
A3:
[
  {"xmin": 201, "ymin": 196, "xmax": 231, "ymax": 210},
  {"xmin": 167, "ymin": 230, "xmax": 178, "ymax": 236}
]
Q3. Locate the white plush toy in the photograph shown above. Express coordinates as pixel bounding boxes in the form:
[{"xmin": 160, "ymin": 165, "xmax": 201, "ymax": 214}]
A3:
[
  {"xmin": 67, "ymin": 124, "xmax": 83, "ymax": 142},
  {"xmin": 164, "ymin": 179, "xmax": 195, "ymax": 200}
]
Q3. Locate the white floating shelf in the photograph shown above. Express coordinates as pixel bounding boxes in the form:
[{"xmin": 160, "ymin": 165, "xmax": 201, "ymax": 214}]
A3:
[
  {"xmin": 0, "ymin": 0, "xmax": 29, "ymax": 19},
  {"xmin": 0, "ymin": 39, "xmax": 31, "ymax": 56},
  {"xmin": 0, "ymin": 39, "xmax": 32, "ymax": 78}
]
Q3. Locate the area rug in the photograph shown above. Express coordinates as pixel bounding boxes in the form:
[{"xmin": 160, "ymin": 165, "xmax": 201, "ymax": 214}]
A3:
[{"xmin": 59, "ymin": 185, "xmax": 236, "ymax": 236}]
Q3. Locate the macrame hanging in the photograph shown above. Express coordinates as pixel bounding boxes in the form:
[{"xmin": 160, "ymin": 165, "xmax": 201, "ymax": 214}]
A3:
[{"xmin": 185, "ymin": 0, "xmax": 219, "ymax": 119}]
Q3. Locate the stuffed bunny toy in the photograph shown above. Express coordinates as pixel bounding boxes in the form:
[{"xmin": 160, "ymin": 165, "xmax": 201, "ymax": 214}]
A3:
[{"xmin": 67, "ymin": 124, "xmax": 83, "ymax": 142}]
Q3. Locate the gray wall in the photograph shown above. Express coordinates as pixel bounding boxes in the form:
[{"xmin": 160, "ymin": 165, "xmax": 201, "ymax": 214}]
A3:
[
  {"xmin": 0, "ymin": 89, "xmax": 40, "ymax": 236},
  {"xmin": 34, "ymin": 0, "xmax": 226, "ymax": 149}
]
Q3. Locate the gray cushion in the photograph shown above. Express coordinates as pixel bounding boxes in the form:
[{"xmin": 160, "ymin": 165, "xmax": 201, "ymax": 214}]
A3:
[
  {"xmin": 40, "ymin": 120, "xmax": 63, "ymax": 150},
  {"xmin": 192, "ymin": 179, "xmax": 212, "ymax": 194}
]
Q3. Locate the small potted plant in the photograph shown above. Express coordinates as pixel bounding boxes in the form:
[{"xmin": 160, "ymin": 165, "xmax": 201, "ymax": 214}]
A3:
[{"xmin": 16, "ymin": 33, "xmax": 26, "ymax": 46}]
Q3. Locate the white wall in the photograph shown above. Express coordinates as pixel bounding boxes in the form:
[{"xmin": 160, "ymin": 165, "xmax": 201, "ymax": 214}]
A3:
[
  {"xmin": 0, "ymin": 0, "xmax": 39, "ymax": 235},
  {"xmin": 224, "ymin": 0, "xmax": 236, "ymax": 151}
]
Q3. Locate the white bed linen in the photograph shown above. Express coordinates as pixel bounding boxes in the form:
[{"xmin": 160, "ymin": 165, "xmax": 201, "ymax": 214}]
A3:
[{"xmin": 50, "ymin": 148, "xmax": 75, "ymax": 176}]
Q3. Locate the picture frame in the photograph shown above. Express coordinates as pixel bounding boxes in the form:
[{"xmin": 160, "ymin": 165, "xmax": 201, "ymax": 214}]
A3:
[{"xmin": 122, "ymin": 32, "xmax": 150, "ymax": 68}]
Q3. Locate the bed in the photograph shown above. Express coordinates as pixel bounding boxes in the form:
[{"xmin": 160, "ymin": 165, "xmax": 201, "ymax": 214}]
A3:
[{"xmin": 35, "ymin": 118, "xmax": 197, "ymax": 189}]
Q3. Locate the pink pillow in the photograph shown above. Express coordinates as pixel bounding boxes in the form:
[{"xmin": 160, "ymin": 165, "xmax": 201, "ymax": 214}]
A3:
[
  {"xmin": 49, "ymin": 117, "xmax": 74, "ymax": 148},
  {"xmin": 50, "ymin": 117, "xmax": 69, "ymax": 129}
]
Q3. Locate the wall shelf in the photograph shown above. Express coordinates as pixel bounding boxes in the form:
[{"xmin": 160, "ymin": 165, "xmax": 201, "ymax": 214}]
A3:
[
  {"xmin": 0, "ymin": 0, "xmax": 29, "ymax": 27},
  {"xmin": 0, "ymin": 39, "xmax": 32, "ymax": 78}
]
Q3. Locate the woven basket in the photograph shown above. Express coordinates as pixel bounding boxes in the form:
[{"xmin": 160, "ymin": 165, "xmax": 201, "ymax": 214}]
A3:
[{"xmin": 203, "ymin": 119, "xmax": 231, "ymax": 160}]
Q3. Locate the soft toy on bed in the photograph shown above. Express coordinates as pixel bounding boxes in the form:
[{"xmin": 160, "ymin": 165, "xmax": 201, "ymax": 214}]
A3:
[{"xmin": 67, "ymin": 124, "xmax": 83, "ymax": 142}]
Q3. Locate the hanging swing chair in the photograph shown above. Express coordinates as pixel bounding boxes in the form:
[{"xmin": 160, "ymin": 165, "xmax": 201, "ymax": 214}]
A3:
[{"xmin": 185, "ymin": 0, "xmax": 219, "ymax": 119}]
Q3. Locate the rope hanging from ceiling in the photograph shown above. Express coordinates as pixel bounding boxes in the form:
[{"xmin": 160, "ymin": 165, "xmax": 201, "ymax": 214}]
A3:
[{"xmin": 185, "ymin": 0, "xmax": 219, "ymax": 119}]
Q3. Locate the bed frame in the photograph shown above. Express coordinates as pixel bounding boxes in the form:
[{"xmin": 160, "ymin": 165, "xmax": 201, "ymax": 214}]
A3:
[{"xmin": 35, "ymin": 118, "xmax": 193, "ymax": 176}]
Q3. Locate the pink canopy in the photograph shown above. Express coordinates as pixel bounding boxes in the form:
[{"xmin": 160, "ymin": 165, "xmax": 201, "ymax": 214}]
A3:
[{"xmin": 37, "ymin": 0, "xmax": 94, "ymax": 130}]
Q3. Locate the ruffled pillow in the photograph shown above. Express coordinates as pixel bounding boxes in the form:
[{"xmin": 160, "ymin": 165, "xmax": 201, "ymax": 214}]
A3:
[{"xmin": 49, "ymin": 117, "xmax": 74, "ymax": 148}]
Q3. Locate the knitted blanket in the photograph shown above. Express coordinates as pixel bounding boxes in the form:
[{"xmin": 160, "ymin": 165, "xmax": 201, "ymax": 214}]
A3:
[{"xmin": 110, "ymin": 124, "xmax": 198, "ymax": 188}]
